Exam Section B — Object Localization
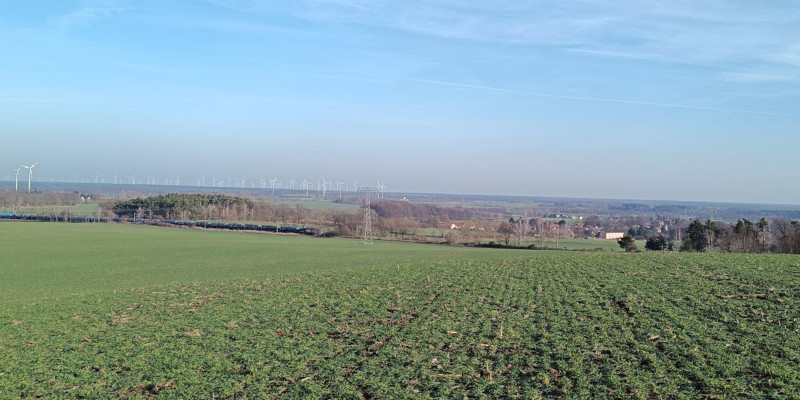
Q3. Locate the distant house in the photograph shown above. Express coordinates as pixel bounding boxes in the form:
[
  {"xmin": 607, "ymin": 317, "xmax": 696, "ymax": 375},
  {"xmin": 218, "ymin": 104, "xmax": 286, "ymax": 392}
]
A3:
[
  {"xmin": 604, "ymin": 232, "xmax": 625, "ymax": 240},
  {"xmin": 449, "ymin": 222, "xmax": 462, "ymax": 230}
]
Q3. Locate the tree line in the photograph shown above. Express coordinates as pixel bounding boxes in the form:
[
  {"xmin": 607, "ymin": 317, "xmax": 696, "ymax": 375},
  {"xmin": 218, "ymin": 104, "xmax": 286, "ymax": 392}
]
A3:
[
  {"xmin": 88, "ymin": 193, "xmax": 800, "ymax": 253},
  {"xmin": 370, "ymin": 200, "xmax": 474, "ymax": 220},
  {"xmin": 111, "ymin": 193, "xmax": 254, "ymax": 221},
  {"xmin": 617, "ymin": 218, "xmax": 800, "ymax": 254},
  {"xmin": 107, "ymin": 193, "xmax": 330, "ymax": 226},
  {"xmin": 679, "ymin": 218, "xmax": 800, "ymax": 254}
]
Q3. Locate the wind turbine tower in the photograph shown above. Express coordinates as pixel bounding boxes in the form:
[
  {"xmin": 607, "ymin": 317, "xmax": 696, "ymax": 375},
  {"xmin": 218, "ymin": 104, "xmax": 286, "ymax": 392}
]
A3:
[
  {"xmin": 337, "ymin": 181, "xmax": 344, "ymax": 198},
  {"xmin": 21, "ymin": 163, "xmax": 37, "ymax": 193},
  {"xmin": 12, "ymin": 168, "xmax": 21, "ymax": 192}
]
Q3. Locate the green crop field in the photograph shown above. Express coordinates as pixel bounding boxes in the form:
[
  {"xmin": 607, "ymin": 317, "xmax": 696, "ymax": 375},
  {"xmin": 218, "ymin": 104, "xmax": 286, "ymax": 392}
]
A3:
[
  {"xmin": 0, "ymin": 223, "xmax": 507, "ymax": 307},
  {"xmin": 1, "ymin": 222, "xmax": 799, "ymax": 398},
  {"xmin": 532, "ymin": 238, "xmax": 638, "ymax": 251}
]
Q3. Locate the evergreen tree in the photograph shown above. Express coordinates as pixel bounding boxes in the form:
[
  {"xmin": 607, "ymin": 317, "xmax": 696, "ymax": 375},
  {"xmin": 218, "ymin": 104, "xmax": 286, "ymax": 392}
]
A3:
[
  {"xmin": 681, "ymin": 219, "xmax": 709, "ymax": 252},
  {"xmin": 645, "ymin": 235, "xmax": 668, "ymax": 251},
  {"xmin": 618, "ymin": 235, "xmax": 637, "ymax": 252}
]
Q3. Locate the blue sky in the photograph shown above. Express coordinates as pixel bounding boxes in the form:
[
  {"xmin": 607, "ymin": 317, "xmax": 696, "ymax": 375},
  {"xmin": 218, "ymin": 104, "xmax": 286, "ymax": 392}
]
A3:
[{"xmin": 2, "ymin": 0, "xmax": 799, "ymax": 204}]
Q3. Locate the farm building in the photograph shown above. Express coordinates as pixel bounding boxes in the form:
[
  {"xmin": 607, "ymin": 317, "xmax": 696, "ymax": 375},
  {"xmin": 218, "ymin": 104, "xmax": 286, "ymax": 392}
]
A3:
[{"xmin": 604, "ymin": 232, "xmax": 625, "ymax": 240}]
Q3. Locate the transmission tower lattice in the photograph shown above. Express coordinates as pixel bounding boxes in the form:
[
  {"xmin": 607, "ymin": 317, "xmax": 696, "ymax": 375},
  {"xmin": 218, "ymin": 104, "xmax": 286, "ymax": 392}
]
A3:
[{"xmin": 357, "ymin": 186, "xmax": 380, "ymax": 244}]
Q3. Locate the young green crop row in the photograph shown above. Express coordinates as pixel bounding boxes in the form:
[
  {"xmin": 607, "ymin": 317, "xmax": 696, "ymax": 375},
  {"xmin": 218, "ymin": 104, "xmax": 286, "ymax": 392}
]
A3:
[{"xmin": 2, "ymin": 252, "xmax": 798, "ymax": 399}]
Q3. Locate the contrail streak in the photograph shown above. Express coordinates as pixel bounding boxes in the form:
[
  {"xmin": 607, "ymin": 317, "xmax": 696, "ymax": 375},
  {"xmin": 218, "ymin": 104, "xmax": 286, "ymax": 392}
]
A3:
[{"xmin": 402, "ymin": 77, "xmax": 798, "ymax": 118}]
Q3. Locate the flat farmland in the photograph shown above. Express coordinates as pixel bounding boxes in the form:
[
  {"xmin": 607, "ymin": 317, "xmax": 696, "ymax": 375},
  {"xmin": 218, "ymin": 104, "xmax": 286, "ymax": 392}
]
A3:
[
  {"xmin": 0, "ymin": 203, "xmax": 99, "ymax": 216},
  {"xmin": 0, "ymin": 222, "xmax": 507, "ymax": 306},
  {"xmin": 1, "ymin": 222, "xmax": 799, "ymax": 398}
]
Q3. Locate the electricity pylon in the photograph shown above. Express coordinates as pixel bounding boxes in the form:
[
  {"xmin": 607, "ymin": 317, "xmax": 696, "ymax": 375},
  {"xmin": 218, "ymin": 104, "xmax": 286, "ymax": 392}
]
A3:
[{"xmin": 357, "ymin": 186, "xmax": 380, "ymax": 244}]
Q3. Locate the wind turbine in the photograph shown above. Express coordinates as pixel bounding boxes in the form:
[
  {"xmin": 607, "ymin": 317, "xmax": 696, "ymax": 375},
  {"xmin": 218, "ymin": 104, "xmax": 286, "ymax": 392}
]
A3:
[
  {"xmin": 303, "ymin": 179, "xmax": 310, "ymax": 196},
  {"xmin": 12, "ymin": 168, "xmax": 21, "ymax": 192},
  {"xmin": 21, "ymin": 163, "xmax": 37, "ymax": 193},
  {"xmin": 321, "ymin": 178, "xmax": 330, "ymax": 198},
  {"xmin": 269, "ymin": 178, "xmax": 279, "ymax": 196},
  {"xmin": 377, "ymin": 179, "xmax": 386, "ymax": 199},
  {"xmin": 337, "ymin": 181, "xmax": 345, "ymax": 198},
  {"xmin": 289, "ymin": 178, "xmax": 295, "ymax": 190}
]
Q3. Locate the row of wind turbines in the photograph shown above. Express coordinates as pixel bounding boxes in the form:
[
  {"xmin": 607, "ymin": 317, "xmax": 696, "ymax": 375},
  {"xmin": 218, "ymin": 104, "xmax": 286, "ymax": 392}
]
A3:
[
  {"xmin": 8, "ymin": 166, "xmax": 388, "ymax": 199},
  {"xmin": 178, "ymin": 176, "xmax": 385, "ymax": 199},
  {"xmin": 263, "ymin": 177, "xmax": 387, "ymax": 199},
  {"xmin": 123, "ymin": 175, "xmax": 386, "ymax": 198},
  {"xmin": 11, "ymin": 163, "xmax": 37, "ymax": 193}
]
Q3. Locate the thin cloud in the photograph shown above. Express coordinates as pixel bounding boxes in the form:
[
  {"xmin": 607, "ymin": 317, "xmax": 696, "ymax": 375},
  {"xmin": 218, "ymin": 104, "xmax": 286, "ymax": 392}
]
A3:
[
  {"xmin": 140, "ymin": 15, "xmax": 297, "ymax": 36},
  {"xmin": 0, "ymin": 97, "xmax": 67, "ymax": 103},
  {"xmin": 50, "ymin": 6, "xmax": 129, "ymax": 29},
  {"xmin": 402, "ymin": 77, "xmax": 799, "ymax": 118},
  {"xmin": 768, "ymin": 44, "xmax": 800, "ymax": 67},
  {"xmin": 0, "ymin": 96, "xmax": 115, "ymax": 105},
  {"xmin": 237, "ymin": 0, "xmax": 800, "ymax": 81},
  {"xmin": 721, "ymin": 71, "xmax": 797, "ymax": 84},
  {"xmin": 562, "ymin": 48, "xmax": 703, "ymax": 66}
]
